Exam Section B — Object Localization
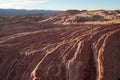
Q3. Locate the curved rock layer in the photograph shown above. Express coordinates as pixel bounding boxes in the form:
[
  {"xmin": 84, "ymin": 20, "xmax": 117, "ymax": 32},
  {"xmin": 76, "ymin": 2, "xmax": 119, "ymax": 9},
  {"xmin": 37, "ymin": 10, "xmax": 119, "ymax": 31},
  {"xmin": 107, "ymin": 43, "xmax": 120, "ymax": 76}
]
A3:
[{"xmin": 0, "ymin": 10, "xmax": 120, "ymax": 80}]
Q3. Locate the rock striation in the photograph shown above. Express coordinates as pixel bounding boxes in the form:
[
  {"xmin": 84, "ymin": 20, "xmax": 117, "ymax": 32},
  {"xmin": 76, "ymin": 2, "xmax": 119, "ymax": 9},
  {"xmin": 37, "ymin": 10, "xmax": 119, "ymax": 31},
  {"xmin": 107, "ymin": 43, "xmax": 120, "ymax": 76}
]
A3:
[{"xmin": 0, "ymin": 10, "xmax": 120, "ymax": 80}]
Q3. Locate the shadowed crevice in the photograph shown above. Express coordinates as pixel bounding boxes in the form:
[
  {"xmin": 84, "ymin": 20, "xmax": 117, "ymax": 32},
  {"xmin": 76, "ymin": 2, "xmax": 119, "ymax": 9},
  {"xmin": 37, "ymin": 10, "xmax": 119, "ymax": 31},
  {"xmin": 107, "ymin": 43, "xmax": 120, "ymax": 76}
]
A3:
[{"xmin": 83, "ymin": 48, "xmax": 97, "ymax": 80}]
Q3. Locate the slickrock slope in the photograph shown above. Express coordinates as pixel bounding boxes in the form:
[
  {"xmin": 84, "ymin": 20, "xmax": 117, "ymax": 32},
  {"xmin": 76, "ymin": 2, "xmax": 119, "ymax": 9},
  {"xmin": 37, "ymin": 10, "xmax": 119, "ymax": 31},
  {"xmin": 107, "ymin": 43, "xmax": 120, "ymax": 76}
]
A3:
[{"xmin": 0, "ymin": 10, "xmax": 120, "ymax": 80}]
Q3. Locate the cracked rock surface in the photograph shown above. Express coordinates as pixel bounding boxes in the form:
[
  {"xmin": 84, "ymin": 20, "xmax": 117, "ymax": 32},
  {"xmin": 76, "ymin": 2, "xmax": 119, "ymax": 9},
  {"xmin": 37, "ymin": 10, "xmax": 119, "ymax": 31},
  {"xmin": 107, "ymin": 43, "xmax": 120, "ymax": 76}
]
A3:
[{"xmin": 0, "ymin": 10, "xmax": 120, "ymax": 80}]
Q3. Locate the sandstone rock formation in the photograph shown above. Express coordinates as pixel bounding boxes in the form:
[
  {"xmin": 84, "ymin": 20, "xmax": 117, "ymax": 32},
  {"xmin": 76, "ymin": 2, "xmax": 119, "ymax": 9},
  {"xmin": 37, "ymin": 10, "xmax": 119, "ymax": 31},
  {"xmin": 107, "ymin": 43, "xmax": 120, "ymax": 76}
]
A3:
[{"xmin": 0, "ymin": 10, "xmax": 120, "ymax": 80}]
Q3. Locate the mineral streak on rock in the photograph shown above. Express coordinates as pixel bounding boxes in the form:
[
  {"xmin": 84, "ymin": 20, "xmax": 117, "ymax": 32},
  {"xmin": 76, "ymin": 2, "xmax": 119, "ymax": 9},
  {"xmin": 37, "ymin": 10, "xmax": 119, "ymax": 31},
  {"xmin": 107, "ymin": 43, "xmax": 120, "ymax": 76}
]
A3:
[{"xmin": 0, "ymin": 10, "xmax": 120, "ymax": 80}]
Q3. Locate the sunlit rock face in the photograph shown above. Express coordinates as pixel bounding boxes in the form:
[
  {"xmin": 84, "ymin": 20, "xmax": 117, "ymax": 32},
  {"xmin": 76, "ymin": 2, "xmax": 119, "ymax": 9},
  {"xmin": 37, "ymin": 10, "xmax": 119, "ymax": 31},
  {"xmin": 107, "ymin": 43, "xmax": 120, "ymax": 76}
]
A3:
[{"xmin": 0, "ymin": 10, "xmax": 120, "ymax": 80}]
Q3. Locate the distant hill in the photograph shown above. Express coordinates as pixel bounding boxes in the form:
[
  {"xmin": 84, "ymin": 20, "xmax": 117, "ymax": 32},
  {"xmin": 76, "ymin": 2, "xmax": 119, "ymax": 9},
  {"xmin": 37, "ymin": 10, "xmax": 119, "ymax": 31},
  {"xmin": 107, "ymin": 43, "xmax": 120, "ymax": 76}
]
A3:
[{"xmin": 0, "ymin": 9, "xmax": 62, "ymax": 16}]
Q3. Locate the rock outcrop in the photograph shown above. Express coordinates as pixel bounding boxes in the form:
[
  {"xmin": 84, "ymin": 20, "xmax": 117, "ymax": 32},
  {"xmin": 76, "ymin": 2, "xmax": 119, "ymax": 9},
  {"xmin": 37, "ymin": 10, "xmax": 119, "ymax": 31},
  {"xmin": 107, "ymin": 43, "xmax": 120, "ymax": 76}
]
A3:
[{"xmin": 0, "ymin": 10, "xmax": 120, "ymax": 80}]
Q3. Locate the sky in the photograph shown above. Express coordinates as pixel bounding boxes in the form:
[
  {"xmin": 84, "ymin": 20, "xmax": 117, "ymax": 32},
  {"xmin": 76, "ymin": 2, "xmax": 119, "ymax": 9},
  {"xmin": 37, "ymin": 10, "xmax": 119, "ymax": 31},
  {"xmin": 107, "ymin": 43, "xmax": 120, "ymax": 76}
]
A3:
[{"xmin": 0, "ymin": 0, "xmax": 120, "ymax": 10}]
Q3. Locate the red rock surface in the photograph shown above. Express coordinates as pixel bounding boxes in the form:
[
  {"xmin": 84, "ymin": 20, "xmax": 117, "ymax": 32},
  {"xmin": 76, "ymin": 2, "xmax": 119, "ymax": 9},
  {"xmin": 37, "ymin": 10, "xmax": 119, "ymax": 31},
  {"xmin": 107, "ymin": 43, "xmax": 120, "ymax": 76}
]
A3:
[{"xmin": 0, "ymin": 10, "xmax": 120, "ymax": 80}]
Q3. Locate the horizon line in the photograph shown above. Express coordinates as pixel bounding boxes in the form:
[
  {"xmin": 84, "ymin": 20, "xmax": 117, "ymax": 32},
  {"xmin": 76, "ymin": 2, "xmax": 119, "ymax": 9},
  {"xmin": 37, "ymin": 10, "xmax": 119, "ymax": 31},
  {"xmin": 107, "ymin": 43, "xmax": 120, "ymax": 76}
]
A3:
[{"xmin": 0, "ymin": 8, "xmax": 120, "ymax": 11}]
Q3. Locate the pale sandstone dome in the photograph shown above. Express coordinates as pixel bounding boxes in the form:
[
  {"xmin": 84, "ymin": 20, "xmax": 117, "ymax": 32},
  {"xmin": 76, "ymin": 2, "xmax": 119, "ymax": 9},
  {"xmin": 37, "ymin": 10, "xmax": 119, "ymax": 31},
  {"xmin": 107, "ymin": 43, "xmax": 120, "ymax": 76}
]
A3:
[{"xmin": 0, "ymin": 10, "xmax": 120, "ymax": 80}]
